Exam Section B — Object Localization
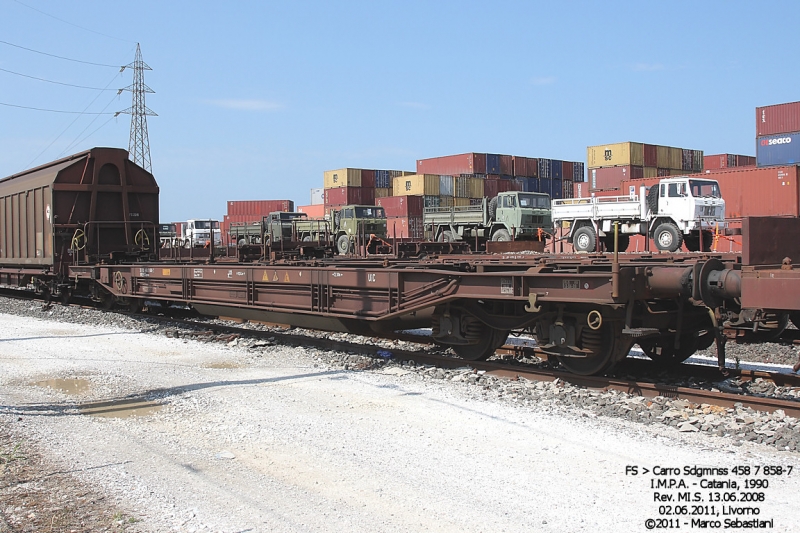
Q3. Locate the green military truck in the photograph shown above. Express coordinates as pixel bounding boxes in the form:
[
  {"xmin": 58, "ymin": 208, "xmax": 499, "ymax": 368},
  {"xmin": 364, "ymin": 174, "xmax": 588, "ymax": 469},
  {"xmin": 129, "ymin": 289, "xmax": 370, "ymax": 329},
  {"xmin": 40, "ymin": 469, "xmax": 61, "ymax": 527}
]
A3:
[
  {"xmin": 423, "ymin": 191, "xmax": 552, "ymax": 245},
  {"xmin": 323, "ymin": 205, "xmax": 387, "ymax": 254}
]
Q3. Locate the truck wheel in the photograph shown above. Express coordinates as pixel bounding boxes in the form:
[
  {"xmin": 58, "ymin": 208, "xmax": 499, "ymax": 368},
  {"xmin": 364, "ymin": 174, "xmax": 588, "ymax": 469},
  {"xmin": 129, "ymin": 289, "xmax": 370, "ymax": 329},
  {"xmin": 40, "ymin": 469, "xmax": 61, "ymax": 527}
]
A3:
[
  {"xmin": 684, "ymin": 231, "xmax": 713, "ymax": 252},
  {"xmin": 440, "ymin": 231, "xmax": 456, "ymax": 243},
  {"xmin": 491, "ymin": 229, "xmax": 510, "ymax": 242},
  {"xmin": 647, "ymin": 185, "xmax": 659, "ymax": 214},
  {"xmin": 337, "ymin": 234, "xmax": 352, "ymax": 255},
  {"xmin": 654, "ymin": 222, "xmax": 682, "ymax": 252},
  {"xmin": 572, "ymin": 226, "xmax": 597, "ymax": 252},
  {"xmin": 302, "ymin": 235, "xmax": 313, "ymax": 242}
]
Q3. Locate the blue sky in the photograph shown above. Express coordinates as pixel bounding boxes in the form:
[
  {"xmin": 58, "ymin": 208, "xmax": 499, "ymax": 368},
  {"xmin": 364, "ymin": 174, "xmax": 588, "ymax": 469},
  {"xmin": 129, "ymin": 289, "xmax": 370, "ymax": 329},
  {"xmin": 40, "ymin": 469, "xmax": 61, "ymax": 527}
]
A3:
[{"xmin": 1, "ymin": 0, "xmax": 798, "ymax": 222}]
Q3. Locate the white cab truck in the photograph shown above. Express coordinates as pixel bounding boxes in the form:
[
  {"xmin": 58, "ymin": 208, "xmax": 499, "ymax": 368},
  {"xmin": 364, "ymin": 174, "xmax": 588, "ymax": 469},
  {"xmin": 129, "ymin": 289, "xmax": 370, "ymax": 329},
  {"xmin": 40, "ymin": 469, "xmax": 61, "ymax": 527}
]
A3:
[
  {"xmin": 552, "ymin": 177, "xmax": 725, "ymax": 253},
  {"xmin": 182, "ymin": 219, "xmax": 222, "ymax": 248}
]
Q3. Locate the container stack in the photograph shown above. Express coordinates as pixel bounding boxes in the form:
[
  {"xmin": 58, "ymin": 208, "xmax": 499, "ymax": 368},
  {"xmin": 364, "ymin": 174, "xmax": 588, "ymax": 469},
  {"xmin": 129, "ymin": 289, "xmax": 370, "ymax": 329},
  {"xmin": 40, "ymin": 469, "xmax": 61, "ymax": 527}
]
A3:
[
  {"xmin": 586, "ymin": 142, "xmax": 703, "ymax": 191},
  {"xmin": 222, "ymin": 199, "xmax": 295, "ymax": 242},
  {"xmin": 322, "ymin": 167, "xmax": 413, "ymax": 217},
  {"xmin": 703, "ymin": 154, "xmax": 756, "ymax": 170},
  {"xmin": 415, "ymin": 152, "xmax": 584, "ymax": 202},
  {"xmin": 756, "ymin": 101, "xmax": 800, "ymax": 167}
]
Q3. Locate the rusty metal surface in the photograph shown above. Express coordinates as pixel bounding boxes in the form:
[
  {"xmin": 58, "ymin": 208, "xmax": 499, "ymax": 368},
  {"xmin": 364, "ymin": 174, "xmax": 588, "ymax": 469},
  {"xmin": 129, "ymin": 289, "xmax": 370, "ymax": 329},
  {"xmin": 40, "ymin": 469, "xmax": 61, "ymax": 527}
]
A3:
[
  {"xmin": 742, "ymin": 216, "xmax": 800, "ymax": 266},
  {"xmin": 740, "ymin": 265, "xmax": 800, "ymax": 310},
  {"xmin": 485, "ymin": 240, "xmax": 545, "ymax": 253}
]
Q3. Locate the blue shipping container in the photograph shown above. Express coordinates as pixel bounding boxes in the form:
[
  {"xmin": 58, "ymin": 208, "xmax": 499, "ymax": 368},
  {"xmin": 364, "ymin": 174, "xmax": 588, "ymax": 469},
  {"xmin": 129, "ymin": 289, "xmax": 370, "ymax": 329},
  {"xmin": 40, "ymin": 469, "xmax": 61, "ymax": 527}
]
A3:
[
  {"xmin": 522, "ymin": 177, "xmax": 539, "ymax": 193},
  {"xmin": 757, "ymin": 132, "xmax": 800, "ymax": 167},
  {"xmin": 550, "ymin": 160, "xmax": 563, "ymax": 180},
  {"xmin": 539, "ymin": 177, "xmax": 552, "ymax": 196},
  {"xmin": 573, "ymin": 162, "xmax": 585, "ymax": 182},
  {"xmin": 486, "ymin": 154, "xmax": 500, "ymax": 174},
  {"xmin": 538, "ymin": 159, "xmax": 552, "ymax": 179},
  {"xmin": 551, "ymin": 178, "xmax": 563, "ymax": 199},
  {"xmin": 375, "ymin": 170, "xmax": 391, "ymax": 188}
]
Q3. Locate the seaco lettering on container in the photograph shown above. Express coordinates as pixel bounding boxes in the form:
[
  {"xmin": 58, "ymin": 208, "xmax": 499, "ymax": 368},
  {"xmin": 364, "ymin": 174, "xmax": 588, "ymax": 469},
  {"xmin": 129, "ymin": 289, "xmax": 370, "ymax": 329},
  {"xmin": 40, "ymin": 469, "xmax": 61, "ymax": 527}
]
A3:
[{"xmin": 756, "ymin": 131, "xmax": 800, "ymax": 167}]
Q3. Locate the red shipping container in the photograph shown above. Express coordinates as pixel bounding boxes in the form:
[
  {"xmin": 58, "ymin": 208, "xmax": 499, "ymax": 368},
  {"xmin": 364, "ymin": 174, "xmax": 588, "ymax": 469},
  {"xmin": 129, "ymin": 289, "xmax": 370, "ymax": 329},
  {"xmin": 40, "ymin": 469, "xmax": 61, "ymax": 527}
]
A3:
[
  {"xmin": 416, "ymin": 153, "xmax": 487, "ymax": 175},
  {"xmin": 622, "ymin": 165, "xmax": 800, "ymax": 219},
  {"xmin": 376, "ymin": 195, "xmax": 424, "ymax": 217},
  {"xmin": 484, "ymin": 178, "xmax": 499, "ymax": 198},
  {"xmin": 360, "ymin": 169, "xmax": 375, "ymax": 189},
  {"xmin": 386, "ymin": 216, "xmax": 423, "ymax": 240},
  {"xmin": 527, "ymin": 158, "xmax": 538, "ymax": 178},
  {"xmin": 588, "ymin": 166, "xmax": 643, "ymax": 189},
  {"xmin": 324, "ymin": 186, "xmax": 363, "ymax": 206},
  {"xmin": 297, "ymin": 204, "xmax": 325, "ymax": 218},
  {"xmin": 499, "ymin": 155, "xmax": 513, "ymax": 175},
  {"xmin": 562, "ymin": 161, "xmax": 574, "ymax": 182},
  {"xmin": 756, "ymin": 101, "xmax": 800, "ymax": 136},
  {"xmin": 512, "ymin": 156, "xmax": 527, "ymax": 177},
  {"xmin": 644, "ymin": 144, "xmax": 658, "ymax": 167},
  {"xmin": 227, "ymin": 200, "xmax": 294, "ymax": 216}
]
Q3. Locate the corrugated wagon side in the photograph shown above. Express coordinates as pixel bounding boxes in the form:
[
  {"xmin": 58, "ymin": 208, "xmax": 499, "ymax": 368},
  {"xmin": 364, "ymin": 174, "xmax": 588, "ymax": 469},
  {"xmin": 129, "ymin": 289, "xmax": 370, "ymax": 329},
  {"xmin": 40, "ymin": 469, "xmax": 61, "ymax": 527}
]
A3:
[{"xmin": 0, "ymin": 147, "xmax": 159, "ymax": 297}]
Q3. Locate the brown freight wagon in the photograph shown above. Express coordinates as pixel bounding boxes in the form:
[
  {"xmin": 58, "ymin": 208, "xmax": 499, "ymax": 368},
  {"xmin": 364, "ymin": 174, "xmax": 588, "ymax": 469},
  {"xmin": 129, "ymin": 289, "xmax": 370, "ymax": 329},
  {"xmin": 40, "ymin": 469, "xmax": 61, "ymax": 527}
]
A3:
[{"xmin": 0, "ymin": 148, "xmax": 159, "ymax": 292}]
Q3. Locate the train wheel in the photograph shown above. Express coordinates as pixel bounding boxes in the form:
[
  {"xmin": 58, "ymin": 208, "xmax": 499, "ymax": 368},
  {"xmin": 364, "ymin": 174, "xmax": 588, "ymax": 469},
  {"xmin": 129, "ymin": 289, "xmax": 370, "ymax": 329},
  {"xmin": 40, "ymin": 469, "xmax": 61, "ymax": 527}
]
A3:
[
  {"xmin": 638, "ymin": 334, "xmax": 702, "ymax": 367},
  {"xmin": 558, "ymin": 321, "xmax": 629, "ymax": 375},
  {"xmin": 791, "ymin": 312, "xmax": 800, "ymax": 330},
  {"xmin": 746, "ymin": 312, "xmax": 789, "ymax": 342},
  {"xmin": 452, "ymin": 327, "xmax": 509, "ymax": 361}
]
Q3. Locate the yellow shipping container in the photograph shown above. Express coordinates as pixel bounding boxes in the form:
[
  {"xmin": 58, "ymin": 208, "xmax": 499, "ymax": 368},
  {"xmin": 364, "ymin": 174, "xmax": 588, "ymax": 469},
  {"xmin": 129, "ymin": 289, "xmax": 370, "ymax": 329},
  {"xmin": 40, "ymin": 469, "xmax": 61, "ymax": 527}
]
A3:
[
  {"xmin": 643, "ymin": 166, "xmax": 658, "ymax": 179},
  {"xmin": 454, "ymin": 198, "xmax": 470, "ymax": 207},
  {"xmin": 669, "ymin": 147, "xmax": 682, "ymax": 170},
  {"xmin": 393, "ymin": 174, "xmax": 440, "ymax": 196},
  {"xmin": 439, "ymin": 196, "xmax": 454, "ymax": 208},
  {"xmin": 656, "ymin": 146, "xmax": 671, "ymax": 168},
  {"xmin": 586, "ymin": 142, "xmax": 644, "ymax": 168},
  {"xmin": 468, "ymin": 177, "xmax": 485, "ymax": 199},
  {"xmin": 671, "ymin": 169, "xmax": 688, "ymax": 176},
  {"xmin": 324, "ymin": 168, "xmax": 361, "ymax": 189},
  {"xmin": 374, "ymin": 187, "xmax": 391, "ymax": 198}
]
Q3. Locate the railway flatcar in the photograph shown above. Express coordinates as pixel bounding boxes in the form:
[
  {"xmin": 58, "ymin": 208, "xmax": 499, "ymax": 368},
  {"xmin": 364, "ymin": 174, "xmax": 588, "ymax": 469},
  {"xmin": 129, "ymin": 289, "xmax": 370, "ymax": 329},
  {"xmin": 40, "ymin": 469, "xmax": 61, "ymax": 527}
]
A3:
[{"xmin": 0, "ymin": 148, "xmax": 159, "ymax": 301}]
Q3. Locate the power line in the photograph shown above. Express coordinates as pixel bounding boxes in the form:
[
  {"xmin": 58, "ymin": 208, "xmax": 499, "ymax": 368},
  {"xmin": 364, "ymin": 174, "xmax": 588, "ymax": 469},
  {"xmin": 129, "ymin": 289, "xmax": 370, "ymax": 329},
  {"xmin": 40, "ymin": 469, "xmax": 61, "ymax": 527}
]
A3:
[
  {"xmin": 0, "ymin": 101, "xmax": 117, "ymax": 114},
  {"xmin": 0, "ymin": 39, "xmax": 124, "ymax": 69},
  {"xmin": 60, "ymin": 95, "xmax": 122, "ymax": 156},
  {"xmin": 11, "ymin": 0, "xmax": 136, "ymax": 44},
  {"xmin": 20, "ymin": 71, "xmax": 124, "ymax": 170},
  {"xmin": 0, "ymin": 66, "xmax": 122, "ymax": 90},
  {"xmin": 61, "ymin": 115, "xmax": 118, "ymax": 156}
]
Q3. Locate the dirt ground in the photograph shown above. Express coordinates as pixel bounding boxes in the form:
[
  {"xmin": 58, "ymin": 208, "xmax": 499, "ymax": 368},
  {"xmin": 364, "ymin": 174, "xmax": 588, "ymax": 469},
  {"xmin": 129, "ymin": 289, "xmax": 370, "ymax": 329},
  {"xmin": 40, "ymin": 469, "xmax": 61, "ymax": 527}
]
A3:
[{"xmin": 0, "ymin": 421, "xmax": 141, "ymax": 533}]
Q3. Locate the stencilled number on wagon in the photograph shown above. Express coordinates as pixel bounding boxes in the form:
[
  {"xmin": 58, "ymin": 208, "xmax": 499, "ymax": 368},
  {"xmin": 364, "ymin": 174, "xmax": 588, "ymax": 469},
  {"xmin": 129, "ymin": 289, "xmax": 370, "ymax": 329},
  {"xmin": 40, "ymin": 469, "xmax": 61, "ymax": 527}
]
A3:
[
  {"xmin": 139, "ymin": 267, "xmax": 154, "ymax": 277},
  {"xmin": 563, "ymin": 280, "xmax": 580, "ymax": 289},
  {"xmin": 500, "ymin": 277, "xmax": 513, "ymax": 295},
  {"xmin": 193, "ymin": 269, "xmax": 203, "ymax": 279},
  {"xmin": 367, "ymin": 273, "xmax": 376, "ymax": 283}
]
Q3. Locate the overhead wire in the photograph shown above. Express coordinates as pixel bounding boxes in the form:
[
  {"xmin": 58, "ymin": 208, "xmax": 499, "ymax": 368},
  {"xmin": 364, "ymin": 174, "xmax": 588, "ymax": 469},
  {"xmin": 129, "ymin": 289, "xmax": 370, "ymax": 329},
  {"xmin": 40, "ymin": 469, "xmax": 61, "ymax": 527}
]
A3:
[
  {"xmin": 59, "ymin": 94, "xmax": 123, "ymax": 156},
  {"xmin": 11, "ymin": 0, "xmax": 137, "ymax": 44},
  {"xmin": 0, "ymin": 66, "xmax": 122, "ymax": 90},
  {"xmin": 20, "ymin": 71, "xmax": 125, "ymax": 171},
  {"xmin": 0, "ymin": 39, "xmax": 124, "ymax": 69},
  {"xmin": 0, "ymin": 102, "xmax": 117, "ymax": 114}
]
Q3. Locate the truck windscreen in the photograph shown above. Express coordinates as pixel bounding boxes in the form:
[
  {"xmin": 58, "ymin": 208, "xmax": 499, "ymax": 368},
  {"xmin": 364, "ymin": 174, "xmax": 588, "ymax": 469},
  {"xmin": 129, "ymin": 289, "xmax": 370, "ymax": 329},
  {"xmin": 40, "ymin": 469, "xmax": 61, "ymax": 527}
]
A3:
[
  {"xmin": 355, "ymin": 207, "xmax": 386, "ymax": 218},
  {"xmin": 518, "ymin": 194, "xmax": 550, "ymax": 208},
  {"xmin": 689, "ymin": 180, "xmax": 721, "ymax": 198},
  {"xmin": 195, "ymin": 221, "xmax": 220, "ymax": 229}
]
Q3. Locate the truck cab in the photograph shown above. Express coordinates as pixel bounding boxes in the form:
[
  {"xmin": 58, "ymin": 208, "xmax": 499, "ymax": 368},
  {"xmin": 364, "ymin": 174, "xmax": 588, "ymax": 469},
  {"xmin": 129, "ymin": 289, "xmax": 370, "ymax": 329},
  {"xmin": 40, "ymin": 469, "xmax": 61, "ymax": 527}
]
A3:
[
  {"xmin": 184, "ymin": 219, "xmax": 221, "ymax": 248},
  {"xmin": 492, "ymin": 191, "xmax": 552, "ymax": 240},
  {"xmin": 158, "ymin": 223, "xmax": 177, "ymax": 248},
  {"xmin": 262, "ymin": 211, "xmax": 309, "ymax": 245},
  {"xmin": 330, "ymin": 205, "xmax": 387, "ymax": 254}
]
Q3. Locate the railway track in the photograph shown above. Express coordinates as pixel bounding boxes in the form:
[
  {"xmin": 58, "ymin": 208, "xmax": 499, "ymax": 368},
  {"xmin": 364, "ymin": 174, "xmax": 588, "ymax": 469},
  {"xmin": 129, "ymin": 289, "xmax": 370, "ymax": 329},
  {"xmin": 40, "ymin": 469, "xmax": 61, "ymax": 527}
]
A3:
[
  {"xmin": 135, "ymin": 310, "xmax": 800, "ymax": 418},
  {"xmin": 2, "ymin": 289, "xmax": 799, "ymax": 418}
]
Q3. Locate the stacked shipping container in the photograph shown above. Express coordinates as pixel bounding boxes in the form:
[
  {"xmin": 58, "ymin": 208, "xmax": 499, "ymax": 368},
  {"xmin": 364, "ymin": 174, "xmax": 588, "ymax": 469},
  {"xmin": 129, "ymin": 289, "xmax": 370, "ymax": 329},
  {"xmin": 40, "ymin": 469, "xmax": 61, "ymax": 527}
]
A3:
[
  {"xmin": 756, "ymin": 101, "xmax": 800, "ymax": 167},
  {"xmin": 586, "ymin": 142, "xmax": 703, "ymax": 193},
  {"xmin": 703, "ymin": 154, "xmax": 756, "ymax": 170},
  {"xmin": 222, "ymin": 199, "xmax": 295, "ymax": 242}
]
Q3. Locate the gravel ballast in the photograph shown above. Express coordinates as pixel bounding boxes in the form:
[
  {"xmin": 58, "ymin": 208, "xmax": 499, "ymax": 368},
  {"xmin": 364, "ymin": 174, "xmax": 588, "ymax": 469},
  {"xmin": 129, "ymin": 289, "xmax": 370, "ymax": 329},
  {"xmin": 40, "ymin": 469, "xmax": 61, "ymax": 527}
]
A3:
[{"xmin": 0, "ymin": 299, "xmax": 799, "ymax": 532}]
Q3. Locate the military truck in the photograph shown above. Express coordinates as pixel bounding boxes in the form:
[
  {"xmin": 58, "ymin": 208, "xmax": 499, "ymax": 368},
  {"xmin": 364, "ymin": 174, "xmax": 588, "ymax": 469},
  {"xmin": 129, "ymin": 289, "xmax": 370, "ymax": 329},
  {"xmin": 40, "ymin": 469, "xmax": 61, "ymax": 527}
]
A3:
[
  {"xmin": 423, "ymin": 191, "xmax": 552, "ymax": 245},
  {"xmin": 324, "ymin": 205, "xmax": 387, "ymax": 254},
  {"xmin": 551, "ymin": 177, "xmax": 725, "ymax": 253}
]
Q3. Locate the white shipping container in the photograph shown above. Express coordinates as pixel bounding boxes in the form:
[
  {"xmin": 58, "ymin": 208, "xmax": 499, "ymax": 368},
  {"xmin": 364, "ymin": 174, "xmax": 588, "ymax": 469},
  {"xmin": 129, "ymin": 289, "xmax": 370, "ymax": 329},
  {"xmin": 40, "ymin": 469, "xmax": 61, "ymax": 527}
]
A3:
[{"xmin": 310, "ymin": 188, "xmax": 324, "ymax": 205}]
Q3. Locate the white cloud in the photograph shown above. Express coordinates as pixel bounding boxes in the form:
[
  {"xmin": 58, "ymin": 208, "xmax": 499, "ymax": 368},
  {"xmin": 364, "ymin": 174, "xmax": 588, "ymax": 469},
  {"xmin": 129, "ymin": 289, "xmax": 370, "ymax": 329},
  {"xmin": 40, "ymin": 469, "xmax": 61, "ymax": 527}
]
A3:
[
  {"xmin": 397, "ymin": 101, "xmax": 430, "ymax": 110},
  {"xmin": 530, "ymin": 76, "xmax": 556, "ymax": 86},
  {"xmin": 204, "ymin": 99, "xmax": 283, "ymax": 111},
  {"xmin": 632, "ymin": 63, "xmax": 665, "ymax": 72}
]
